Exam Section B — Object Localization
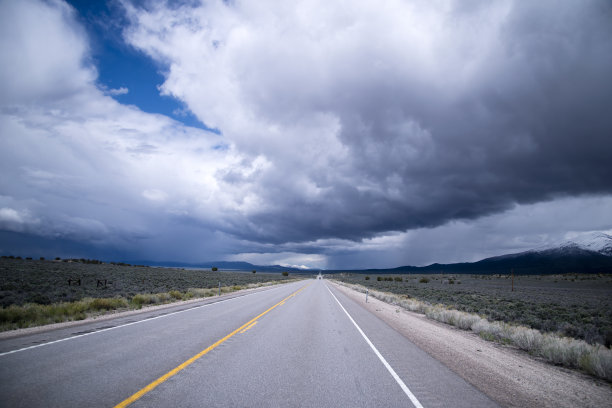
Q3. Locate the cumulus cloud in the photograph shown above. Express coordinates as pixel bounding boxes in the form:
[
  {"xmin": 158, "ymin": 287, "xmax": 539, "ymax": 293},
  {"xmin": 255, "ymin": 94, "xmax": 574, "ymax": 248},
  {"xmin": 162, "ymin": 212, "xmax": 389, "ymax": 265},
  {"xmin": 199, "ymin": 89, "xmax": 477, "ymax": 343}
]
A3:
[
  {"xmin": 1, "ymin": 0, "xmax": 611, "ymax": 267},
  {"xmin": 0, "ymin": 0, "xmax": 244, "ymax": 260},
  {"xmin": 0, "ymin": 0, "xmax": 95, "ymax": 105},
  {"xmin": 123, "ymin": 0, "xmax": 612, "ymax": 246}
]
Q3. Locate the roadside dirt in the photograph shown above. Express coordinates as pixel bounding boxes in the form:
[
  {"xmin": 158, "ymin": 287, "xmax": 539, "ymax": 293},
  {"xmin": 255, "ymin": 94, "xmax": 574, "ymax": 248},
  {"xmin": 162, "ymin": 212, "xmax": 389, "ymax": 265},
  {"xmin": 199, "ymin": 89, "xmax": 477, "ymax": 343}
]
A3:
[{"xmin": 331, "ymin": 281, "xmax": 612, "ymax": 408}]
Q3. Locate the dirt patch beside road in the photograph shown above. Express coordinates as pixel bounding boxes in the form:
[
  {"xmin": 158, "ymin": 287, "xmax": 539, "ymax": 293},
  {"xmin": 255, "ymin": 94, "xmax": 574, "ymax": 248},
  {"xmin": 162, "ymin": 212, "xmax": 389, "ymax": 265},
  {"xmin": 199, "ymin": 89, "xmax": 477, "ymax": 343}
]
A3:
[{"xmin": 331, "ymin": 281, "xmax": 612, "ymax": 408}]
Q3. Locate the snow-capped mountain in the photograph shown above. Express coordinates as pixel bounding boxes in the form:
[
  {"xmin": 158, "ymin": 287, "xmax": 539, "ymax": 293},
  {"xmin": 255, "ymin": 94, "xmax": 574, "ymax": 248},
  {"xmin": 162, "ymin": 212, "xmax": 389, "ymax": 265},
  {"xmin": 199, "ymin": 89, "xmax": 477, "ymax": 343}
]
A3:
[
  {"xmin": 357, "ymin": 231, "xmax": 612, "ymax": 274},
  {"xmin": 531, "ymin": 232, "xmax": 612, "ymax": 257},
  {"xmin": 457, "ymin": 231, "xmax": 612, "ymax": 273}
]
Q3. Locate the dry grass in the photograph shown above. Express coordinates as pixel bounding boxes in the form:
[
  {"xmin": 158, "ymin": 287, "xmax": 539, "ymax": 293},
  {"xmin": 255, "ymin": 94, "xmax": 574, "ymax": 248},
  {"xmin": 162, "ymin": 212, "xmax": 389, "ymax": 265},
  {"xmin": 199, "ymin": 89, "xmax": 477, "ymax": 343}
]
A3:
[{"xmin": 0, "ymin": 297, "xmax": 129, "ymax": 329}]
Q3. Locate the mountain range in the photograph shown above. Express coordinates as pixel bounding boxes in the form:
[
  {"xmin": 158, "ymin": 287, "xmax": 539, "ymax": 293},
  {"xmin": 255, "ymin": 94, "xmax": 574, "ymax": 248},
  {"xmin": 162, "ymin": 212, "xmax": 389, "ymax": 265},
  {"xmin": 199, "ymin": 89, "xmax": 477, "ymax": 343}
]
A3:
[
  {"xmin": 128, "ymin": 232, "xmax": 612, "ymax": 275},
  {"xmin": 122, "ymin": 260, "xmax": 313, "ymax": 273},
  {"xmin": 341, "ymin": 232, "xmax": 612, "ymax": 274}
]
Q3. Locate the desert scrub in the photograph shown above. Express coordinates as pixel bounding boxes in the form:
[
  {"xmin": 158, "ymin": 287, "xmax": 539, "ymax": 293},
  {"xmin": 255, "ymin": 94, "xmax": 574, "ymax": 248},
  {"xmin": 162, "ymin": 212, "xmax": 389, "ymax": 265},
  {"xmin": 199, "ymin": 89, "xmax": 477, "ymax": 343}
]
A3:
[
  {"xmin": 0, "ymin": 297, "xmax": 128, "ymax": 330},
  {"xmin": 130, "ymin": 292, "xmax": 172, "ymax": 308},
  {"xmin": 88, "ymin": 297, "xmax": 128, "ymax": 311},
  {"xmin": 332, "ymin": 272, "xmax": 612, "ymax": 346},
  {"xmin": 169, "ymin": 290, "xmax": 184, "ymax": 300},
  {"xmin": 0, "ymin": 257, "xmax": 295, "ymax": 308},
  {"xmin": 331, "ymin": 280, "xmax": 612, "ymax": 382},
  {"xmin": 187, "ymin": 288, "xmax": 217, "ymax": 298}
]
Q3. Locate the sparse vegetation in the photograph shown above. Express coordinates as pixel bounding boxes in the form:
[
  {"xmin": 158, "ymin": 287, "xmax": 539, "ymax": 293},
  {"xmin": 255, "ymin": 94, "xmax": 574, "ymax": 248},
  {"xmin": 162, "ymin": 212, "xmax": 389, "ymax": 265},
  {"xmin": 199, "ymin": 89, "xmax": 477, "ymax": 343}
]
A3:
[
  {"xmin": 334, "ymin": 280, "xmax": 612, "ymax": 381},
  {"xmin": 332, "ymin": 273, "xmax": 612, "ymax": 347},
  {"xmin": 419, "ymin": 277, "xmax": 430, "ymax": 283},
  {"xmin": 0, "ymin": 258, "xmax": 297, "ymax": 330}
]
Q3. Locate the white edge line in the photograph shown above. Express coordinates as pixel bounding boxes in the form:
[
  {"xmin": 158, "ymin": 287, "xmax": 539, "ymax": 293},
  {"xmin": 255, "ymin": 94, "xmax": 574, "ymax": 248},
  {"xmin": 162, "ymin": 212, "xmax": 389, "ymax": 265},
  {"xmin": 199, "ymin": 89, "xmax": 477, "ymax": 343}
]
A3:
[
  {"xmin": 0, "ymin": 282, "xmax": 299, "ymax": 357},
  {"xmin": 325, "ymin": 284, "xmax": 425, "ymax": 408}
]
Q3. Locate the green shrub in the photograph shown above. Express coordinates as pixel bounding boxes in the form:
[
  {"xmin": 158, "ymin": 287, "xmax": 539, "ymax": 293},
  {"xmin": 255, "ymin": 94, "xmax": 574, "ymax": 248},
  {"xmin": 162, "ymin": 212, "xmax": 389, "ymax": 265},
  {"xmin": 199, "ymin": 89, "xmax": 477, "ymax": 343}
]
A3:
[
  {"xmin": 282, "ymin": 271, "xmax": 289, "ymax": 277},
  {"xmin": 211, "ymin": 267, "xmax": 218, "ymax": 272},
  {"xmin": 365, "ymin": 276, "xmax": 370, "ymax": 280},
  {"xmin": 394, "ymin": 277, "xmax": 403, "ymax": 282},
  {"xmin": 419, "ymin": 277, "xmax": 430, "ymax": 283},
  {"xmin": 169, "ymin": 290, "xmax": 183, "ymax": 300}
]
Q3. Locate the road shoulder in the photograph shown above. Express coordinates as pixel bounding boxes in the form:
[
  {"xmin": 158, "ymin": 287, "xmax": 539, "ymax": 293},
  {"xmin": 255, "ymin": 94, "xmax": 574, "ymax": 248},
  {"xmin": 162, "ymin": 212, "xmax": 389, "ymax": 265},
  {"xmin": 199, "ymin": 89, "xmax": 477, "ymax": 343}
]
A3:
[{"xmin": 330, "ymin": 281, "xmax": 612, "ymax": 408}]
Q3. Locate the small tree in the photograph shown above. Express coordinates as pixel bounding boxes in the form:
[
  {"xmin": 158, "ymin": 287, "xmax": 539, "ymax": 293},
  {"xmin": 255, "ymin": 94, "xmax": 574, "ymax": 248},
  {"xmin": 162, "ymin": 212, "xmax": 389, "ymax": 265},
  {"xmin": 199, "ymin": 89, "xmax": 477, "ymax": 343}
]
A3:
[
  {"xmin": 365, "ymin": 276, "xmax": 370, "ymax": 280},
  {"xmin": 282, "ymin": 271, "xmax": 289, "ymax": 277},
  {"xmin": 212, "ymin": 267, "xmax": 218, "ymax": 272},
  {"xmin": 252, "ymin": 270, "xmax": 256, "ymax": 274}
]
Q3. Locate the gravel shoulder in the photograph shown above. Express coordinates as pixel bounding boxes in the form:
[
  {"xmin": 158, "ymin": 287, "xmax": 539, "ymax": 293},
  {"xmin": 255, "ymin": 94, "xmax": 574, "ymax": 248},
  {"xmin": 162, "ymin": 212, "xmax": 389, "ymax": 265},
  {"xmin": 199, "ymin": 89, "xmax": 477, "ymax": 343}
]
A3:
[{"xmin": 330, "ymin": 281, "xmax": 612, "ymax": 408}]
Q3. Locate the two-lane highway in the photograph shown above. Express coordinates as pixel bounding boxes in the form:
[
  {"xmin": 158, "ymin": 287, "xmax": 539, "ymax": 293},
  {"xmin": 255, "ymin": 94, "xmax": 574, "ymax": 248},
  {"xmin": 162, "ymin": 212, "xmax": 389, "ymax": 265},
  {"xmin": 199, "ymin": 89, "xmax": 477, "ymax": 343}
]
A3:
[{"xmin": 0, "ymin": 280, "xmax": 498, "ymax": 407}]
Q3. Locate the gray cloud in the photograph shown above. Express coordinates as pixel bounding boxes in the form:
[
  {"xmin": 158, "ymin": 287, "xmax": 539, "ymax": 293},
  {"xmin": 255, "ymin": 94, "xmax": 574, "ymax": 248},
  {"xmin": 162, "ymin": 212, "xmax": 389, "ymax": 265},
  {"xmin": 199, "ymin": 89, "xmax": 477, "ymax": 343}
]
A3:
[
  {"xmin": 123, "ymin": 0, "xmax": 612, "ymax": 249},
  {"xmin": 2, "ymin": 0, "xmax": 612, "ymax": 267}
]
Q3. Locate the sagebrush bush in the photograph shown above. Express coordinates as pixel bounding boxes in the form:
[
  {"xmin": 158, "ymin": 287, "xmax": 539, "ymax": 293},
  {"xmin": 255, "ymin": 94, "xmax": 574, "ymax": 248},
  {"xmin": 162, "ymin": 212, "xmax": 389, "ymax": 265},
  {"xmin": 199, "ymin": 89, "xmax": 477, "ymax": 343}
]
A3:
[{"xmin": 511, "ymin": 327, "xmax": 544, "ymax": 352}]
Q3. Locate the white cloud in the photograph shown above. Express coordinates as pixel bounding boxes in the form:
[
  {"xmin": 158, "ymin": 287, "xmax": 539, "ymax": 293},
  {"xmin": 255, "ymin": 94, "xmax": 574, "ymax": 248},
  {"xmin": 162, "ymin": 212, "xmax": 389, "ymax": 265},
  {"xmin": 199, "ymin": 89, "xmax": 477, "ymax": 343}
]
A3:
[
  {"xmin": 228, "ymin": 252, "xmax": 327, "ymax": 269},
  {"xmin": 0, "ymin": 208, "xmax": 26, "ymax": 225},
  {"xmin": 0, "ymin": 0, "xmax": 95, "ymax": 105},
  {"xmin": 0, "ymin": 203, "xmax": 40, "ymax": 234},
  {"xmin": 107, "ymin": 87, "xmax": 129, "ymax": 96},
  {"xmin": 0, "ymin": 0, "xmax": 249, "ymax": 258}
]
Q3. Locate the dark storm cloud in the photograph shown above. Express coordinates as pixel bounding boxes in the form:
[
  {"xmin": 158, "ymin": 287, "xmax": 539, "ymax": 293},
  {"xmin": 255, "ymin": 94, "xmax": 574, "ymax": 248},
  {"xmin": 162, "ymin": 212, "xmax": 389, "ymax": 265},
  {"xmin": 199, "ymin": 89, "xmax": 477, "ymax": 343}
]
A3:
[{"xmin": 122, "ymin": 0, "xmax": 612, "ymax": 247}]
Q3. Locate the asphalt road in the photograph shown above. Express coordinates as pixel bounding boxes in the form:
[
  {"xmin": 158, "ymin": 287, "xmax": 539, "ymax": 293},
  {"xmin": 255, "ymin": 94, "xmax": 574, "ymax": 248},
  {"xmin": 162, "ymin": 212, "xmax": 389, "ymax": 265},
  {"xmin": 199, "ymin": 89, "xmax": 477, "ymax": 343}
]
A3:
[{"xmin": 0, "ymin": 280, "xmax": 498, "ymax": 407}]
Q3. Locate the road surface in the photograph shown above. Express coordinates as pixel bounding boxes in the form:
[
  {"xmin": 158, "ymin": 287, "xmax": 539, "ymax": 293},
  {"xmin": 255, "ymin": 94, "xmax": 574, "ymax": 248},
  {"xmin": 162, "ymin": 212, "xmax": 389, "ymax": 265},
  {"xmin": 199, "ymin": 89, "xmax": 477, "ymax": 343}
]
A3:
[{"xmin": 0, "ymin": 280, "xmax": 498, "ymax": 407}]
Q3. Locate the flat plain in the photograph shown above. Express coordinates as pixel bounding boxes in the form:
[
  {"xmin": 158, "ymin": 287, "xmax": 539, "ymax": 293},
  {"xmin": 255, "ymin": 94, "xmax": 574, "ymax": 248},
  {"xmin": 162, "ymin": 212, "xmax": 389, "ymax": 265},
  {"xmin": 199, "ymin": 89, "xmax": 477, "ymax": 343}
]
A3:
[
  {"xmin": 332, "ymin": 273, "xmax": 612, "ymax": 346},
  {"xmin": 0, "ymin": 258, "xmax": 293, "ymax": 306},
  {"xmin": 0, "ymin": 258, "xmax": 295, "ymax": 330}
]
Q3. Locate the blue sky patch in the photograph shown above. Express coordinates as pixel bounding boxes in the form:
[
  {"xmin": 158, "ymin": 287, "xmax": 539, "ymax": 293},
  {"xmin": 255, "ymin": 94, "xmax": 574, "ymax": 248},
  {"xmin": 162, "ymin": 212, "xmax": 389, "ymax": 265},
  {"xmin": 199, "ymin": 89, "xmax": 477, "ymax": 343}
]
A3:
[{"xmin": 67, "ymin": 0, "xmax": 217, "ymax": 132}]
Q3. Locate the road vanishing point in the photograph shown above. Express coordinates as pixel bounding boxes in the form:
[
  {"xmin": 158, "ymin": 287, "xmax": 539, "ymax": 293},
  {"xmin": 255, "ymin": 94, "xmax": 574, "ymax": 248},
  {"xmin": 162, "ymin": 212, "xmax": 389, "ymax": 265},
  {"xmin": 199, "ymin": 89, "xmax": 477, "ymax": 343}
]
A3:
[{"xmin": 0, "ymin": 279, "xmax": 498, "ymax": 407}]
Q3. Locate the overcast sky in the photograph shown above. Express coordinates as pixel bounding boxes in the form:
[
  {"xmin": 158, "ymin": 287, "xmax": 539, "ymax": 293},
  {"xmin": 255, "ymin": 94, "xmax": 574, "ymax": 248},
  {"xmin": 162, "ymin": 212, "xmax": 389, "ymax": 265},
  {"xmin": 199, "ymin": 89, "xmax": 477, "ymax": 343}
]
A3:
[{"xmin": 1, "ymin": 0, "xmax": 611, "ymax": 269}]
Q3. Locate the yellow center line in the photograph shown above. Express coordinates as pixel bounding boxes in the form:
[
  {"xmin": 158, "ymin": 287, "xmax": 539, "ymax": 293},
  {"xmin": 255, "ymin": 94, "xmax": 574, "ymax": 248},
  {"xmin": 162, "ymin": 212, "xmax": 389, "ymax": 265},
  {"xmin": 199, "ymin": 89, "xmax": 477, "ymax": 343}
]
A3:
[
  {"xmin": 240, "ymin": 320, "xmax": 258, "ymax": 334},
  {"xmin": 114, "ymin": 283, "xmax": 310, "ymax": 408}
]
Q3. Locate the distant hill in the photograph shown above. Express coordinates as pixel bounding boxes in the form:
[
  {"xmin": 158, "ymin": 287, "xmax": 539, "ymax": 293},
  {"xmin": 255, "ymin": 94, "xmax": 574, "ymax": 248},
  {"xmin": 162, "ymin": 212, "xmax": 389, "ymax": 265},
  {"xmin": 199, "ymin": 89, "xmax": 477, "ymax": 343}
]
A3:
[
  {"xmin": 330, "ymin": 231, "xmax": 612, "ymax": 274},
  {"xmin": 121, "ymin": 260, "xmax": 314, "ymax": 273}
]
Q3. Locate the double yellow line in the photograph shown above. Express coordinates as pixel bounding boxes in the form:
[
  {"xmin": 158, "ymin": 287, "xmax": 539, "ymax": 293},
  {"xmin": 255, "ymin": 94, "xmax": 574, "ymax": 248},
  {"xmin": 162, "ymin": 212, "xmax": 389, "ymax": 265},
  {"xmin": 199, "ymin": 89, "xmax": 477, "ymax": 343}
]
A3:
[{"xmin": 114, "ymin": 283, "xmax": 309, "ymax": 408}]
